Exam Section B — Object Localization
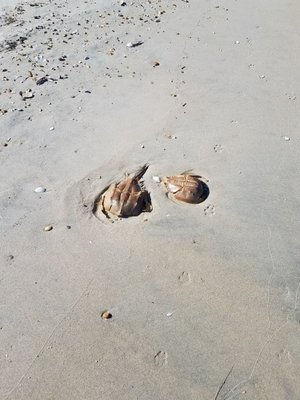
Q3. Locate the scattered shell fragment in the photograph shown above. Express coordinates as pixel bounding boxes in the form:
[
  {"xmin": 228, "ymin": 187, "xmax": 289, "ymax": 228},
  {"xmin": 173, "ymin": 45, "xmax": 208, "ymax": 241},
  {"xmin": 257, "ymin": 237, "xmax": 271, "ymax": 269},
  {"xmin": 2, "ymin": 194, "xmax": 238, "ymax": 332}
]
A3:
[
  {"xmin": 36, "ymin": 76, "xmax": 48, "ymax": 85},
  {"xmin": 126, "ymin": 41, "xmax": 143, "ymax": 48},
  {"xmin": 34, "ymin": 186, "xmax": 46, "ymax": 193},
  {"xmin": 19, "ymin": 89, "xmax": 34, "ymax": 100},
  {"xmin": 161, "ymin": 172, "xmax": 209, "ymax": 204},
  {"xmin": 44, "ymin": 225, "xmax": 53, "ymax": 231},
  {"xmin": 283, "ymin": 136, "xmax": 291, "ymax": 141},
  {"xmin": 101, "ymin": 311, "xmax": 112, "ymax": 320},
  {"xmin": 94, "ymin": 164, "xmax": 152, "ymax": 220},
  {"xmin": 152, "ymin": 176, "xmax": 161, "ymax": 183},
  {"xmin": 165, "ymin": 134, "xmax": 177, "ymax": 140}
]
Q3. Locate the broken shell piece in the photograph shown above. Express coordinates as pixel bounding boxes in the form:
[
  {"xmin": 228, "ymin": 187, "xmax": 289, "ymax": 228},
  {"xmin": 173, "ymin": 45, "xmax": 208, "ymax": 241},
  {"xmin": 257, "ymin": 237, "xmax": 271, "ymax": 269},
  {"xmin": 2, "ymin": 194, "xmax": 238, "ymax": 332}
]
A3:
[
  {"xmin": 36, "ymin": 76, "xmax": 48, "ymax": 85},
  {"xmin": 152, "ymin": 176, "xmax": 161, "ymax": 183},
  {"xmin": 20, "ymin": 89, "xmax": 34, "ymax": 100},
  {"xmin": 126, "ymin": 41, "xmax": 143, "ymax": 48},
  {"xmin": 165, "ymin": 134, "xmax": 177, "ymax": 140},
  {"xmin": 34, "ymin": 186, "xmax": 46, "ymax": 193},
  {"xmin": 44, "ymin": 225, "xmax": 53, "ymax": 231},
  {"xmin": 162, "ymin": 172, "xmax": 209, "ymax": 204},
  {"xmin": 94, "ymin": 164, "xmax": 152, "ymax": 219}
]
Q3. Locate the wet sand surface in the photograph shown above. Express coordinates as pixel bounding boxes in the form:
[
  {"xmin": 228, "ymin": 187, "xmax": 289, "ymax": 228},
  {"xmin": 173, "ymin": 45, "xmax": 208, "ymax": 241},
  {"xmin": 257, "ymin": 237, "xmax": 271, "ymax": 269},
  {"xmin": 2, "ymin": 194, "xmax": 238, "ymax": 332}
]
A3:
[{"xmin": 1, "ymin": 1, "xmax": 300, "ymax": 399}]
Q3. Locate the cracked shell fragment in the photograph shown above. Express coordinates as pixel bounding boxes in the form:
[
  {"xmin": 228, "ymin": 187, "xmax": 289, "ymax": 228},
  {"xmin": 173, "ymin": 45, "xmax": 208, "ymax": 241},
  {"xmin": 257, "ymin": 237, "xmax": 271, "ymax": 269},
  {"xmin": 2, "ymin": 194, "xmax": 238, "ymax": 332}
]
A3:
[
  {"xmin": 162, "ymin": 173, "xmax": 209, "ymax": 204},
  {"xmin": 94, "ymin": 164, "xmax": 152, "ymax": 219}
]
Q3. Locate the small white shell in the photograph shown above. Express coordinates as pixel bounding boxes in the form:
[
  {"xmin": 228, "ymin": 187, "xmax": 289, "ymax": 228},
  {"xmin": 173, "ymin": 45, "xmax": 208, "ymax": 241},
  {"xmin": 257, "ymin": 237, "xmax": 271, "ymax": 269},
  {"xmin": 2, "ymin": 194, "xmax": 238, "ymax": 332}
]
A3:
[
  {"xmin": 152, "ymin": 176, "xmax": 161, "ymax": 183},
  {"xmin": 34, "ymin": 187, "xmax": 46, "ymax": 193},
  {"xmin": 126, "ymin": 41, "xmax": 143, "ymax": 48}
]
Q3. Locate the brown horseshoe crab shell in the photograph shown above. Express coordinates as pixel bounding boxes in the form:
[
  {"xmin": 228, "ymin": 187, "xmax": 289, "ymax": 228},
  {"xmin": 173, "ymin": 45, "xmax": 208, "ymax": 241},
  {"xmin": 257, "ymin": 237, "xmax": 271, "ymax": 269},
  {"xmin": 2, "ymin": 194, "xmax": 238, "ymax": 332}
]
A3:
[
  {"xmin": 94, "ymin": 164, "xmax": 152, "ymax": 219},
  {"xmin": 162, "ymin": 173, "xmax": 208, "ymax": 204}
]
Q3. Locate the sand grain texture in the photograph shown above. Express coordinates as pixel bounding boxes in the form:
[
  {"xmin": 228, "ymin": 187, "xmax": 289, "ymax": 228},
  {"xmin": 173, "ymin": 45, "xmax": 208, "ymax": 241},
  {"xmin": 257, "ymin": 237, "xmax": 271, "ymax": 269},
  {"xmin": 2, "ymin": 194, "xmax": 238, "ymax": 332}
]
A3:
[{"xmin": 1, "ymin": 0, "xmax": 300, "ymax": 399}]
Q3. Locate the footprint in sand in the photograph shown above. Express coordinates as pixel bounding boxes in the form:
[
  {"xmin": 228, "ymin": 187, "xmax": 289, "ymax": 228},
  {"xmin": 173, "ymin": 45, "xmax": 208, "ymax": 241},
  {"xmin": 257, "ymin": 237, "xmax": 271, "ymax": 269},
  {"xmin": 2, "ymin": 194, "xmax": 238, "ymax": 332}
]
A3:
[
  {"xmin": 154, "ymin": 351, "xmax": 168, "ymax": 367},
  {"xmin": 204, "ymin": 204, "xmax": 215, "ymax": 216},
  {"xmin": 214, "ymin": 144, "xmax": 223, "ymax": 153},
  {"xmin": 178, "ymin": 271, "xmax": 191, "ymax": 284}
]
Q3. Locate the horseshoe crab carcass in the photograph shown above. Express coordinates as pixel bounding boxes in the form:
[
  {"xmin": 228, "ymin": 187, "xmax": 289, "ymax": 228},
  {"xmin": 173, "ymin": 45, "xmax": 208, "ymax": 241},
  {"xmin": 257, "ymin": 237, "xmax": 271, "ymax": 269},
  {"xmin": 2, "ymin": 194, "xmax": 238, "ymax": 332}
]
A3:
[
  {"xmin": 94, "ymin": 164, "xmax": 152, "ymax": 219},
  {"xmin": 159, "ymin": 172, "xmax": 209, "ymax": 204}
]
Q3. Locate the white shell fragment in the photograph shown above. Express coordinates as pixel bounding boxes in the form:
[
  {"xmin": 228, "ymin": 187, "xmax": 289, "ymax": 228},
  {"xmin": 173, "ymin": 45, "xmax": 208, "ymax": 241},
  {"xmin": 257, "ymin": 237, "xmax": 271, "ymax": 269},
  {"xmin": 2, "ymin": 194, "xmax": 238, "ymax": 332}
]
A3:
[
  {"xmin": 44, "ymin": 225, "xmax": 53, "ymax": 231},
  {"xmin": 126, "ymin": 41, "xmax": 143, "ymax": 48},
  {"xmin": 34, "ymin": 187, "xmax": 46, "ymax": 193},
  {"xmin": 152, "ymin": 176, "xmax": 161, "ymax": 183},
  {"xmin": 283, "ymin": 136, "xmax": 291, "ymax": 141},
  {"xmin": 20, "ymin": 90, "xmax": 34, "ymax": 100}
]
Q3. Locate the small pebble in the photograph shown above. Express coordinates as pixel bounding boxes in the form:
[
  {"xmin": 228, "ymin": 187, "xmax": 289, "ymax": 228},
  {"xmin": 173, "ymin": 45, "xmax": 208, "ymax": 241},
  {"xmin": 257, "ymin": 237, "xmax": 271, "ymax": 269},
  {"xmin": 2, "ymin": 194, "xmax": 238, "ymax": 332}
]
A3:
[
  {"xmin": 141, "ymin": 144, "xmax": 145, "ymax": 149},
  {"xmin": 44, "ymin": 225, "xmax": 53, "ymax": 231},
  {"xmin": 49, "ymin": 127, "xmax": 54, "ymax": 131},
  {"xmin": 34, "ymin": 187, "xmax": 46, "ymax": 193},
  {"xmin": 234, "ymin": 40, "xmax": 240, "ymax": 44},
  {"xmin": 101, "ymin": 311, "xmax": 112, "ymax": 320}
]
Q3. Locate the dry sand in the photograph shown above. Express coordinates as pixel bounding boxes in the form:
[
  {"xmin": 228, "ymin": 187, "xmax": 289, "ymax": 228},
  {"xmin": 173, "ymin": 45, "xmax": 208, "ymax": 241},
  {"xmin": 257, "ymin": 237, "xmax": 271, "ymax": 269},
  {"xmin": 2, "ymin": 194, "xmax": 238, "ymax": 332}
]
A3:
[{"xmin": 1, "ymin": 0, "xmax": 300, "ymax": 399}]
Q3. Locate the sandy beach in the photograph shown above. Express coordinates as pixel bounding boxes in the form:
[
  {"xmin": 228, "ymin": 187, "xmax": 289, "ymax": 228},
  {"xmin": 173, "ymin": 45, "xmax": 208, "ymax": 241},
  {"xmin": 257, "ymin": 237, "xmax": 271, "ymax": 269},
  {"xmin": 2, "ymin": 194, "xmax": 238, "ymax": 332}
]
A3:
[{"xmin": 1, "ymin": 0, "xmax": 300, "ymax": 399}]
